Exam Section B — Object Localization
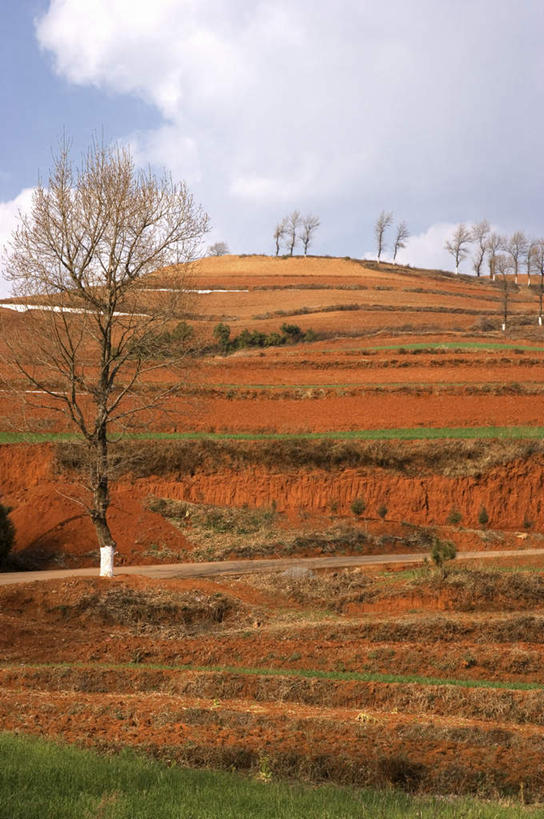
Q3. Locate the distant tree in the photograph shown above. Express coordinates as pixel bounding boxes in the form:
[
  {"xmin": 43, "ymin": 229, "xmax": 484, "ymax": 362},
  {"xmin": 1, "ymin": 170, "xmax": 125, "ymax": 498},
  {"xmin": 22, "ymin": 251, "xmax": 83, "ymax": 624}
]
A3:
[
  {"xmin": 506, "ymin": 231, "xmax": 528, "ymax": 285},
  {"xmin": 444, "ymin": 224, "xmax": 472, "ymax": 274},
  {"xmin": 526, "ymin": 239, "xmax": 537, "ymax": 287},
  {"xmin": 375, "ymin": 210, "xmax": 393, "ymax": 262},
  {"xmin": 300, "ymin": 214, "xmax": 320, "ymax": 255},
  {"xmin": 392, "ymin": 220, "xmax": 409, "ymax": 262},
  {"xmin": 273, "ymin": 219, "xmax": 287, "ymax": 256},
  {"xmin": 285, "ymin": 210, "xmax": 302, "ymax": 256},
  {"xmin": 531, "ymin": 240, "xmax": 544, "ymax": 325},
  {"xmin": 0, "ymin": 503, "xmax": 15, "ymax": 568},
  {"xmin": 495, "ymin": 254, "xmax": 513, "ymax": 331},
  {"xmin": 207, "ymin": 241, "xmax": 229, "ymax": 257},
  {"xmin": 486, "ymin": 232, "xmax": 505, "ymax": 281},
  {"xmin": 470, "ymin": 220, "xmax": 490, "ymax": 277}
]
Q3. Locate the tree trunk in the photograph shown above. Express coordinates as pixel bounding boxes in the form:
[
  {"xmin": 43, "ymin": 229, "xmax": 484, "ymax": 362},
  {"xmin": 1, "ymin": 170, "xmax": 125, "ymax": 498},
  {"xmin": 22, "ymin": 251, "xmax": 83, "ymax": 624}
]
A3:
[{"xmin": 90, "ymin": 431, "xmax": 116, "ymax": 577}]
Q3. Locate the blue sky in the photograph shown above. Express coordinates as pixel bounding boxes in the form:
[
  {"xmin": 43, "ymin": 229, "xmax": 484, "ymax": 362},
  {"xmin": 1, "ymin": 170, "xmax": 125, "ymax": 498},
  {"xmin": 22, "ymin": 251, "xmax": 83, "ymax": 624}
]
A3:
[{"xmin": 1, "ymin": 0, "xmax": 544, "ymax": 296}]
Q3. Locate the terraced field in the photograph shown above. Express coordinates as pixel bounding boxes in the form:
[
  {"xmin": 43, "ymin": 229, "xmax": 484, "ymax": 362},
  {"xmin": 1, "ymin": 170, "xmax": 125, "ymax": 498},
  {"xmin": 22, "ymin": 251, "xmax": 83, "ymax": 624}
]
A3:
[
  {"xmin": 3, "ymin": 568, "xmax": 544, "ymax": 803},
  {"xmin": 3, "ymin": 255, "xmax": 544, "ymax": 809}
]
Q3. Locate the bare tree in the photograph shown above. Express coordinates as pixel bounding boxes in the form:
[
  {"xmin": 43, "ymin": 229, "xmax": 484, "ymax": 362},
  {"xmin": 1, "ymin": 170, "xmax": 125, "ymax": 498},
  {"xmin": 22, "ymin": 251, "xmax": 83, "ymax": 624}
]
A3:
[
  {"xmin": 273, "ymin": 219, "xmax": 287, "ymax": 256},
  {"xmin": 375, "ymin": 210, "xmax": 393, "ymax": 262},
  {"xmin": 470, "ymin": 219, "xmax": 490, "ymax": 277},
  {"xmin": 506, "ymin": 231, "xmax": 528, "ymax": 285},
  {"xmin": 495, "ymin": 254, "xmax": 513, "ymax": 331},
  {"xmin": 526, "ymin": 239, "xmax": 537, "ymax": 287},
  {"xmin": 300, "ymin": 214, "xmax": 320, "ymax": 256},
  {"xmin": 286, "ymin": 210, "xmax": 302, "ymax": 256},
  {"xmin": 392, "ymin": 220, "xmax": 409, "ymax": 262},
  {"xmin": 531, "ymin": 240, "xmax": 544, "ymax": 325},
  {"xmin": 207, "ymin": 241, "xmax": 229, "ymax": 257},
  {"xmin": 486, "ymin": 232, "xmax": 505, "ymax": 281},
  {"xmin": 444, "ymin": 224, "xmax": 472, "ymax": 274},
  {"xmin": 3, "ymin": 137, "xmax": 209, "ymax": 576}
]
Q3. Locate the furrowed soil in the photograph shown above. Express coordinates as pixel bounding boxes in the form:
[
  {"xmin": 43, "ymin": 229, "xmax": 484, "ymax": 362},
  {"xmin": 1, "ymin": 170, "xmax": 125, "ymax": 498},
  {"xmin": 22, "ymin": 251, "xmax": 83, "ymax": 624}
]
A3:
[
  {"xmin": 3, "ymin": 569, "xmax": 544, "ymax": 802},
  {"xmin": 3, "ymin": 255, "xmax": 544, "ymax": 802}
]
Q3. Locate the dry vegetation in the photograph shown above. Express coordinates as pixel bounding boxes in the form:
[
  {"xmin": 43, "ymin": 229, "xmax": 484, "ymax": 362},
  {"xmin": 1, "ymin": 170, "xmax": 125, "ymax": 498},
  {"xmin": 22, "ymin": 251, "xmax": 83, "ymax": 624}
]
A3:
[{"xmin": 3, "ymin": 566, "xmax": 544, "ymax": 803}]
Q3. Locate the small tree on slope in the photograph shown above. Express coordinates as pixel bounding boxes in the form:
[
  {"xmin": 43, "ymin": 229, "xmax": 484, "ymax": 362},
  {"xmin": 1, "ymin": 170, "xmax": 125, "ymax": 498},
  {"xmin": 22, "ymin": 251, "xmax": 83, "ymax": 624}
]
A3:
[{"xmin": 3, "ymin": 137, "xmax": 209, "ymax": 577}]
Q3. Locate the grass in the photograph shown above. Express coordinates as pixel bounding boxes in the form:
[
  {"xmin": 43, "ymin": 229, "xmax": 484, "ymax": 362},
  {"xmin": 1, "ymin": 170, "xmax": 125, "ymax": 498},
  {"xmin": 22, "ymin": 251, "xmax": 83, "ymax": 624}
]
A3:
[
  {"xmin": 5, "ymin": 426, "xmax": 544, "ymax": 444},
  {"xmin": 0, "ymin": 732, "xmax": 539, "ymax": 818},
  {"xmin": 6, "ymin": 660, "xmax": 544, "ymax": 693},
  {"xmin": 330, "ymin": 341, "xmax": 544, "ymax": 353}
]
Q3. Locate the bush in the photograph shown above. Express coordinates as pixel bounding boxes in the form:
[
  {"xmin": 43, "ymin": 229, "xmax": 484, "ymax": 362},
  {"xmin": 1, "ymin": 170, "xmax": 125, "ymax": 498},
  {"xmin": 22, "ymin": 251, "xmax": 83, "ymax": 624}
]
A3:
[
  {"xmin": 430, "ymin": 536, "xmax": 457, "ymax": 578},
  {"xmin": 350, "ymin": 497, "xmax": 366, "ymax": 517},
  {"xmin": 213, "ymin": 322, "xmax": 231, "ymax": 354},
  {"xmin": 377, "ymin": 504, "xmax": 388, "ymax": 520},
  {"xmin": 478, "ymin": 506, "xmax": 489, "ymax": 527},
  {"xmin": 0, "ymin": 503, "xmax": 15, "ymax": 566},
  {"xmin": 447, "ymin": 508, "xmax": 462, "ymax": 525}
]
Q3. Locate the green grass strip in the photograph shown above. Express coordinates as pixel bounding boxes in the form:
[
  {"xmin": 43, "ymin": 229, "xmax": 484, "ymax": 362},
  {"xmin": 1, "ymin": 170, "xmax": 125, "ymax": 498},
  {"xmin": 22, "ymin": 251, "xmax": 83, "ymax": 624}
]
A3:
[
  {"xmin": 1, "ymin": 732, "xmax": 537, "ymax": 819},
  {"xmin": 6, "ymin": 660, "xmax": 544, "ymax": 692},
  {"xmin": 3, "ymin": 425, "xmax": 544, "ymax": 444},
  {"xmin": 328, "ymin": 341, "xmax": 544, "ymax": 353}
]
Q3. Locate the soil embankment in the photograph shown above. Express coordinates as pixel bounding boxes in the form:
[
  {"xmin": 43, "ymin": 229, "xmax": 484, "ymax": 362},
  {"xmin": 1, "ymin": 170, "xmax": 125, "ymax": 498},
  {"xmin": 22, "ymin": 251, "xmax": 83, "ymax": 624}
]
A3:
[{"xmin": 1, "ymin": 441, "xmax": 543, "ymax": 567}]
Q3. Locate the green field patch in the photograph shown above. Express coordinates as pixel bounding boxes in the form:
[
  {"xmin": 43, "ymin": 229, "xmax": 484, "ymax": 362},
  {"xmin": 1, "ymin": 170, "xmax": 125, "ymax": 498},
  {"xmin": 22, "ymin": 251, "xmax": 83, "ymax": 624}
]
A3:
[
  {"xmin": 332, "ymin": 341, "xmax": 544, "ymax": 353},
  {"xmin": 4, "ymin": 425, "xmax": 544, "ymax": 444},
  {"xmin": 1, "ymin": 732, "xmax": 536, "ymax": 819},
  {"xmin": 7, "ymin": 660, "xmax": 544, "ymax": 693}
]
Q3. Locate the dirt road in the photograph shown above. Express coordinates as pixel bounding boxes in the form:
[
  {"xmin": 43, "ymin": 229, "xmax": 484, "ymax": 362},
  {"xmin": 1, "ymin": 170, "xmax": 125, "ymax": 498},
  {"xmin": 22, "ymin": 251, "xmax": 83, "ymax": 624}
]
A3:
[{"xmin": 2, "ymin": 547, "xmax": 544, "ymax": 585}]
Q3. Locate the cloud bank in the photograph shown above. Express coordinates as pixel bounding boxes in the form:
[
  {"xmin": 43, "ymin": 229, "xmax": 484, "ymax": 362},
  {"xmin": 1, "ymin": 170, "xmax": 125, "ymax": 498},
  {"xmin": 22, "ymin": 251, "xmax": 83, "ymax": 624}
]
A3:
[{"xmin": 2, "ymin": 1, "xmax": 541, "ymax": 278}]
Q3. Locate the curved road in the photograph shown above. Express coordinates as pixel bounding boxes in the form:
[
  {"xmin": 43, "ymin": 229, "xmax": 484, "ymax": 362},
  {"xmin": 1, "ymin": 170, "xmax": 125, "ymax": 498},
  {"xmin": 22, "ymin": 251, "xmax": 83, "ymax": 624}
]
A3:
[{"xmin": 2, "ymin": 547, "xmax": 544, "ymax": 585}]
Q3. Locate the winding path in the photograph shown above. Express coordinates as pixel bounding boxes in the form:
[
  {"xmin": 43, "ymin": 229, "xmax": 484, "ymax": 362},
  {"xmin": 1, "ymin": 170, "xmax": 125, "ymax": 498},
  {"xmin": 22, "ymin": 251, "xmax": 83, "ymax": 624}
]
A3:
[{"xmin": 2, "ymin": 547, "xmax": 544, "ymax": 585}]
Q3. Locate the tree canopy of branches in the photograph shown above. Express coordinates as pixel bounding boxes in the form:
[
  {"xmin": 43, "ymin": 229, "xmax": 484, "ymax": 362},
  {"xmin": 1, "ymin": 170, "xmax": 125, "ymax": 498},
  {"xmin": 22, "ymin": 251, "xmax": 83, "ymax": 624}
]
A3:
[
  {"xmin": 207, "ymin": 241, "xmax": 229, "ymax": 257},
  {"xmin": 486, "ymin": 232, "xmax": 505, "ymax": 280},
  {"xmin": 444, "ymin": 224, "xmax": 472, "ymax": 274},
  {"xmin": 286, "ymin": 210, "xmax": 302, "ymax": 256},
  {"xmin": 300, "ymin": 214, "xmax": 320, "ymax": 255},
  {"xmin": 392, "ymin": 220, "xmax": 409, "ymax": 262},
  {"xmin": 506, "ymin": 231, "xmax": 528, "ymax": 285},
  {"xmin": 273, "ymin": 219, "xmax": 287, "ymax": 256},
  {"xmin": 470, "ymin": 219, "xmax": 490, "ymax": 277},
  {"xmin": 3, "ymin": 138, "xmax": 209, "ymax": 576},
  {"xmin": 375, "ymin": 210, "xmax": 393, "ymax": 262}
]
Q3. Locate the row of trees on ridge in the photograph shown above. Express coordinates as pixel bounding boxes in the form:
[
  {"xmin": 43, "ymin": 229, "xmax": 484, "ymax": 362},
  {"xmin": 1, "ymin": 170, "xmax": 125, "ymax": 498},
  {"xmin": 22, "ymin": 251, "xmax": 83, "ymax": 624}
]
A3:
[
  {"xmin": 273, "ymin": 211, "xmax": 320, "ymax": 256},
  {"xmin": 444, "ymin": 221, "xmax": 544, "ymax": 283}
]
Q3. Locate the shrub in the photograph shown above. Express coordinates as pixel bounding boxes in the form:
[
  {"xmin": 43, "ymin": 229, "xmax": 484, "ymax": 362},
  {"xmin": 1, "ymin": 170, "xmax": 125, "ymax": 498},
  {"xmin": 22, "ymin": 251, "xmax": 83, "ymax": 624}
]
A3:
[
  {"xmin": 430, "ymin": 536, "xmax": 457, "ymax": 578},
  {"xmin": 447, "ymin": 508, "xmax": 462, "ymax": 525},
  {"xmin": 350, "ymin": 497, "xmax": 366, "ymax": 517},
  {"xmin": 377, "ymin": 504, "xmax": 388, "ymax": 520},
  {"xmin": 0, "ymin": 503, "xmax": 15, "ymax": 567},
  {"xmin": 213, "ymin": 322, "xmax": 231, "ymax": 354},
  {"xmin": 478, "ymin": 506, "xmax": 489, "ymax": 527}
]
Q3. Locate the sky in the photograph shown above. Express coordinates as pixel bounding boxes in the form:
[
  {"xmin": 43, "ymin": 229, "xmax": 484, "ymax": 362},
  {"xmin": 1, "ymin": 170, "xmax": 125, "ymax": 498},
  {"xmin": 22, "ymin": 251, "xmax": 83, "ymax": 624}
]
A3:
[{"xmin": 1, "ymin": 0, "xmax": 544, "ymax": 296}]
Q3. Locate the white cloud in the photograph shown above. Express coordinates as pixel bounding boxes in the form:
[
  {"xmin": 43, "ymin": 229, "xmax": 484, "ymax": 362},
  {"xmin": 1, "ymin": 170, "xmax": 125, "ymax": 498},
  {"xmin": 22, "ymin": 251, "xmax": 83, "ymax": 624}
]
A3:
[
  {"xmin": 34, "ymin": 1, "xmax": 544, "ymax": 254},
  {"xmin": 0, "ymin": 189, "xmax": 35, "ymax": 298},
  {"xmin": 396, "ymin": 223, "xmax": 460, "ymax": 273}
]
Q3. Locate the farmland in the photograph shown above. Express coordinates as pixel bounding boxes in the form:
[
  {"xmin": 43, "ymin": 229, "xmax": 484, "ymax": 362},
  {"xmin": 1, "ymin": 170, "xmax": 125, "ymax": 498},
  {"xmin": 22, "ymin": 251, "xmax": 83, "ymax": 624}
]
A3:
[{"xmin": 2, "ymin": 254, "xmax": 544, "ymax": 811}]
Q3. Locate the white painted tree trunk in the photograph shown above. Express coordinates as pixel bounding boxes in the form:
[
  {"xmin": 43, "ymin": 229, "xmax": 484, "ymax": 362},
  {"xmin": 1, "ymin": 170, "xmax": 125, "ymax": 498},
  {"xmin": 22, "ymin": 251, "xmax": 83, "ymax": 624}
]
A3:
[
  {"xmin": 502, "ymin": 322, "xmax": 506, "ymax": 332},
  {"xmin": 100, "ymin": 546, "xmax": 115, "ymax": 577},
  {"xmin": 539, "ymin": 315, "xmax": 543, "ymax": 326}
]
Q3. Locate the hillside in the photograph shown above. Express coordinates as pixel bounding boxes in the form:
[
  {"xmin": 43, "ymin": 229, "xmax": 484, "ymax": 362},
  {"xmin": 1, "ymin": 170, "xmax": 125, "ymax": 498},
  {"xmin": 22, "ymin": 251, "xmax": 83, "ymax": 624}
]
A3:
[{"xmin": 1, "ymin": 254, "xmax": 544, "ymax": 568}]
